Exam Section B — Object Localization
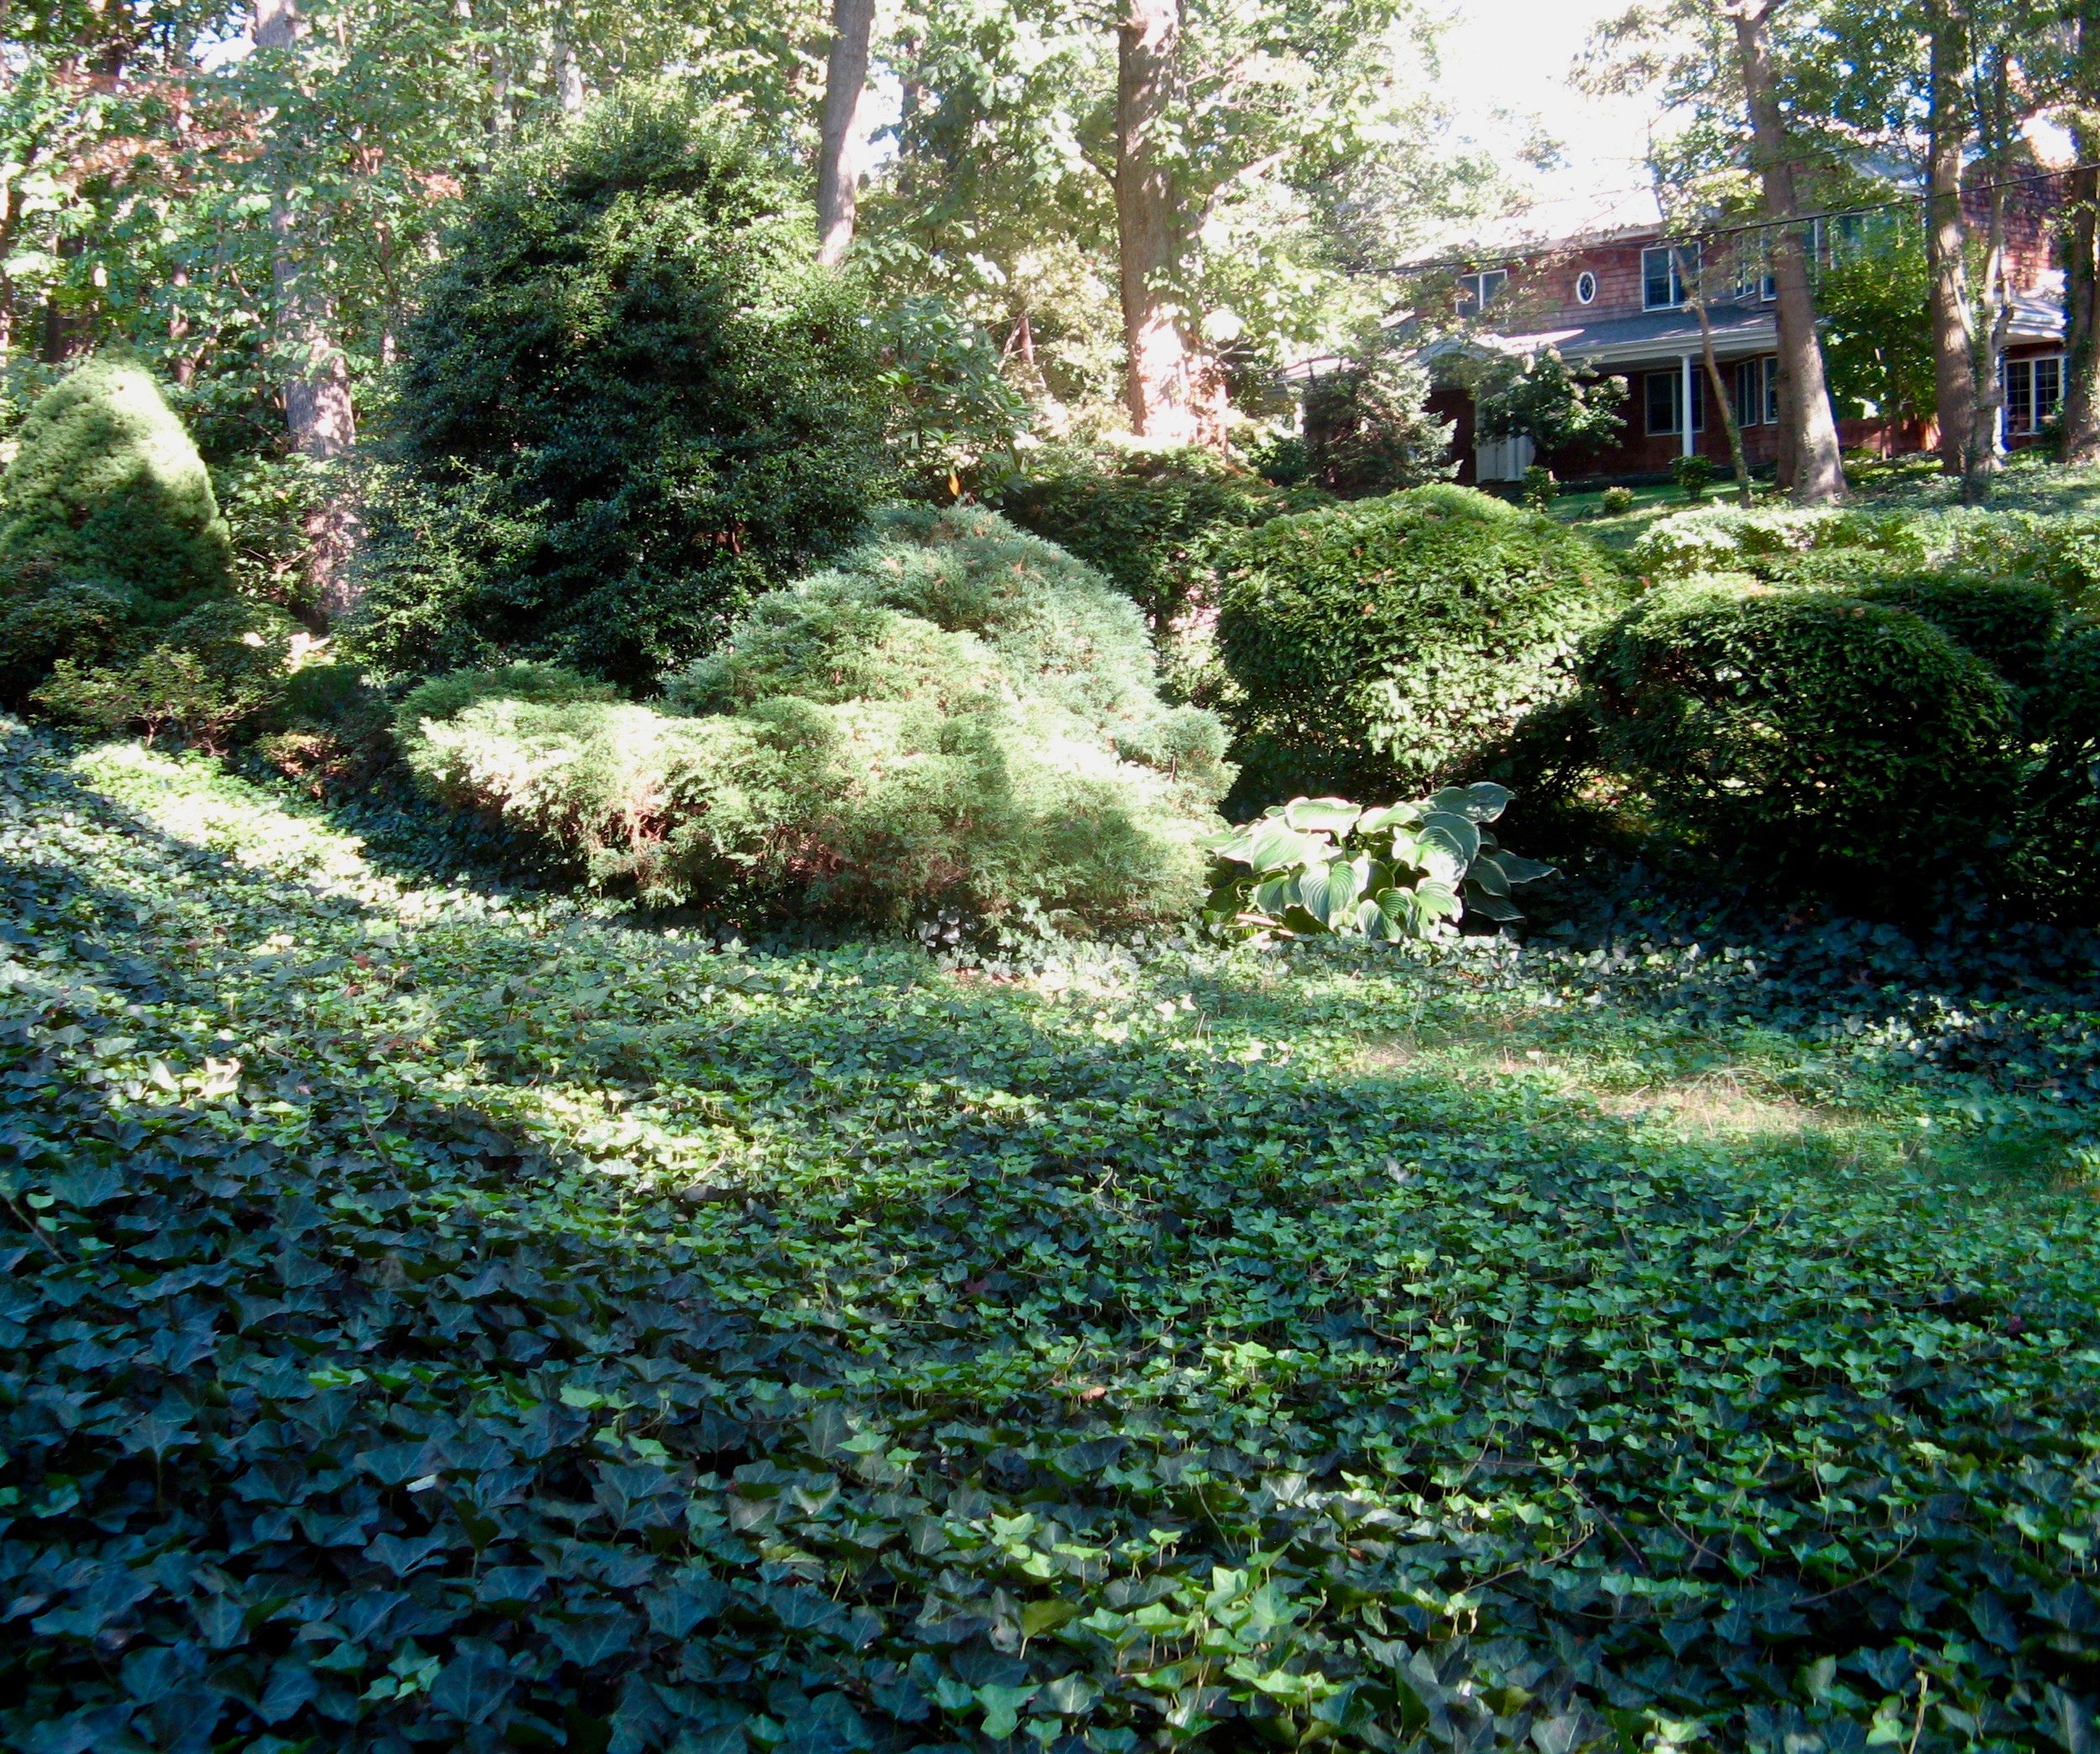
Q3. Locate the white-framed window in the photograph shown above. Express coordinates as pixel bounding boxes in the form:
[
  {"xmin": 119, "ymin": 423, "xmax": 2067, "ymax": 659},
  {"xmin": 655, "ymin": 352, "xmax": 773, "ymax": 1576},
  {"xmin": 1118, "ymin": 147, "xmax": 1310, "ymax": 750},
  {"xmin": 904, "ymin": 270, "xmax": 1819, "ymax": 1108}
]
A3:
[
  {"xmin": 1734, "ymin": 356, "xmax": 1778, "ymax": 427},
  {"xmin": 1646, "ymin": 369, "xmax": 1705, "ymax": 436},
  {"xmin": 1457, "ymin": 269, "xmax": 1507, "ymax": 317},
  {"xmin": 1642, "ymin": 244, "xmax": 1699, "ymax": 310},
  {"xmin": 2003, "ymin": 354, "xmax": 2065, "ymax": 436},
  {"xmin": 1734, "ymin": 236, "xmax": 1777, "ymax": 302},
  {"xmin": 1574, "ymin": 270, "xmax": 1598, "ymax": 306}
]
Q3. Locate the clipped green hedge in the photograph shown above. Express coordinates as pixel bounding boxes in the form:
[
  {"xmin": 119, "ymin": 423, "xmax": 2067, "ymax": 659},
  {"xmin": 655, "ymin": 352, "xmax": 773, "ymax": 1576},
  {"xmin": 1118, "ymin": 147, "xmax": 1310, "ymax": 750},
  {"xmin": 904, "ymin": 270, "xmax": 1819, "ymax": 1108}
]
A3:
[
  {"xmin": 1215, "ymin": 485, "xmax": 1624, "ymax": 801},
  {"xmin": 1584, "ymin": 579, "xmax": 2019, "ymax": 892},
  {"xmin": 0, "ymin": 354, "xmax": 236, "ymax": 701},
  {"xmin": 2013, "ymin": 622, "xmax": 2100, "ymax": 918},
  {"xmin": 400, "ymin": 508, "xmax": 1232, "ymax": 928}
]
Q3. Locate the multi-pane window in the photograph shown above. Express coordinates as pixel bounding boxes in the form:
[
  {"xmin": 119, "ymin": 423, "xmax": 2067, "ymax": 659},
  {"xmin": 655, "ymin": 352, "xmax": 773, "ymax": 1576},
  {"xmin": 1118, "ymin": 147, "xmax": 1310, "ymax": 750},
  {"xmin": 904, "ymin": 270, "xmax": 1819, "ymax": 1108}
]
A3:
[
  {"xmin": 1734, "ymin": 236, "xmax": 1777, "ymax": 302},
  {"xmin": 1642, "ymin": 246, "xmax": 1692, "ymax": 310},
  {"xmin": 1734, "ymin": 356, "xmax": 1778, "ymax": 427},
  {"xmin": 2003, "ymin": 354, "xmax": 2065, "ymax": 436},
  {"xmin": 1646, "ymin": 369, "xmax": 1705, "ymax": 436},
  {"xmin": 1457, "ymin": 270, "xmax": 1507, "ymax": 317}
]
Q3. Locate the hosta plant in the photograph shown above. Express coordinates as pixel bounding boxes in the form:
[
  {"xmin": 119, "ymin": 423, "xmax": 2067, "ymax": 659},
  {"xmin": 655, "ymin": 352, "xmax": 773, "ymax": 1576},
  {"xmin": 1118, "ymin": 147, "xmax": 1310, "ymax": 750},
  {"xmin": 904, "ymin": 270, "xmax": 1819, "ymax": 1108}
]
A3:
[{"xmin": 1202, "ymin": 781, "xmax": 1552, "ymax": 941}]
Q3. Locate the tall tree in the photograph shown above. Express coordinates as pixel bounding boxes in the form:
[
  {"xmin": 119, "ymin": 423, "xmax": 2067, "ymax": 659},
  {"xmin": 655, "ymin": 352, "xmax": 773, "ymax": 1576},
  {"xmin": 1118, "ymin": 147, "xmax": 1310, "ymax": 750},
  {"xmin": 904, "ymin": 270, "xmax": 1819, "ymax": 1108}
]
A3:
[
  {"xmin": 1729, "ymin": 0, "xmax": 1845, "ymax": 501},
  {"xmin": 1923, "ymin": 0, "xmax": 1975, "ymax": 473},
  {"xmin": 2061, "ymin": 1, "xmax": 2100, "ymax": 462},
  {"xmin": 815, "ymin": 0, "xmax": 874, "ymax": 265}
]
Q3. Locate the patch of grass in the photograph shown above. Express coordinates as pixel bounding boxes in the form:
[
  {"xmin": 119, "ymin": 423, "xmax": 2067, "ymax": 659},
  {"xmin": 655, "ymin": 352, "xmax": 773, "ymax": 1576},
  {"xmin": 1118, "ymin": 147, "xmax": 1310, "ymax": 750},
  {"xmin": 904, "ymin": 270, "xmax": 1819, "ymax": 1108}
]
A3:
[{"xmin": 6, "ymin": 723, "xmax": 2100, "ymax": 1752}]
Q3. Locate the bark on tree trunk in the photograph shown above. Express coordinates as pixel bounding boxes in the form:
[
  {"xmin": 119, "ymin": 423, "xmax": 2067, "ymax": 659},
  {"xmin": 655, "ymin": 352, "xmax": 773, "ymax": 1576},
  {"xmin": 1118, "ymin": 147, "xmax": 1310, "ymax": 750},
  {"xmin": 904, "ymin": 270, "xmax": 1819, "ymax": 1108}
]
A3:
[
  {"xmin": 256, "ymin": 0, "xmax": 361, "ymax": 622},
  {"xmin": 553, "ymin": 25, "xmax": 585, "ymax": 115},
  {"xmin": 1692, "ymin": 281, "xmax": 1754, "ymax": 504},
  {"xmin": 1730, "ymin": 0, "xmax": 1845, "ymax": 504},
  {"xmin": 1115, "ymin": 0, "xmax": 1221, "ymax": 446},
  {"xmin": 1924, "ymin": 0, "xmax": 1975, "ymax": 475},
  {"xmin": 2061, "ymin": 10, "xmax": 2100, "ymax": 464},
  {"xmin": 1961, "ymin": 181, "xmax": 2011, "ymax": 504},
  {"xmin": 815, "ymin": 0, "xmax": 874, "ymax": 268}
]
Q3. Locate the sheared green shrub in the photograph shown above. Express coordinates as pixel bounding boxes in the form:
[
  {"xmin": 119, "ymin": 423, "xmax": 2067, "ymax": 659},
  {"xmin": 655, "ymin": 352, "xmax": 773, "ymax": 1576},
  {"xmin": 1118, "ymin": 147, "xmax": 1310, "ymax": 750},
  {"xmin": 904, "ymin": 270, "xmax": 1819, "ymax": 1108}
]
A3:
[
  {"xmin": 398, "ymin": 508, "xmax": 1232, "ymax": 927},
  {"xmin": 1583, "ymin": 579, "xmax": 2018, "ymax": 895},
  {"xmin": 1943, "ymin": 511, "xmax": 2100, "ymax": 611},
  {"xmin": 2013, "ymin": 623, "xmax": 2100, "ymax": 920},
  {"xmin": 394, "ymin": 663, "xmax": 619, "ymax": 746},
  {"xmin": 1215, "ymin": 485, "xmax": 1624, "ymax": 801},
  {"xmin": 1202, "ymin": 783, "xmax": 1553, "ymax": 941},
  {"xmin": 994, "ymin": 447, "xmax": 1315, "ymax": 633},
  {"xmin": 351, "ymin": 95, "xmax": 886, "ymax": 689},
  {"xmin": 0, "ymin": 355, "xmax": 234, "ymax": 699},
  {"xmin": 1630, "ymin": 503, "xmax": 1925, "ymax": 580},
  {"xmin": 1848, "ymin": 574, "xmax": 2061, "ymax": 687},
  {"xmin": 30, "ymin": 597, "xmax": 296, "ymax": 751},
  {"xmin": 1599, "ymin": 485, "xmax": 1635, "ymax": 515}
]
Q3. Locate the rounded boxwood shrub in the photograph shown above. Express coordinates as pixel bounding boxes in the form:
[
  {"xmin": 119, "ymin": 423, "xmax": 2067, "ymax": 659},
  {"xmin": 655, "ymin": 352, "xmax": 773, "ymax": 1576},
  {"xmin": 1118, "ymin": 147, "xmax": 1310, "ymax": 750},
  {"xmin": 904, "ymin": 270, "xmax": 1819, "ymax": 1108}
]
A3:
[
  {"xmin": 398, "ymin": 508, "xmax": 1233, "ymax": 929},
  {"xmin": 1583, "ymin": 579, "xmax": 2018, "ymax": 893},
  {"xmin": 350, "ymin": 94, "xmax": 887, "ymax": 690},
  {"xmin": 2012, "ymin": 622, "xmax": 2100, "ymax": 920},
  {"xmin": 0, "ymin": 354, "xmax": 234, "ymax": 700},
  {"xmin": 1215, "ymin": 485, "xmax": 1625, "ymax": 800},
  {"xmin": 1847, "ymin": 573, "xmax": 2060, "ymax": 687}
]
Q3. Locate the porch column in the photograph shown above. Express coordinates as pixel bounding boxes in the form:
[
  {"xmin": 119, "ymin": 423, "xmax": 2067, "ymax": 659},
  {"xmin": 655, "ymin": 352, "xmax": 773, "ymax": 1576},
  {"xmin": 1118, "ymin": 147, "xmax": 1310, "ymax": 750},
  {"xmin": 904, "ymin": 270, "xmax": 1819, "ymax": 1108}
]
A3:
[{"xmin": 1681, "ymin": 353, "xmax": 1697, "ymax": 459}]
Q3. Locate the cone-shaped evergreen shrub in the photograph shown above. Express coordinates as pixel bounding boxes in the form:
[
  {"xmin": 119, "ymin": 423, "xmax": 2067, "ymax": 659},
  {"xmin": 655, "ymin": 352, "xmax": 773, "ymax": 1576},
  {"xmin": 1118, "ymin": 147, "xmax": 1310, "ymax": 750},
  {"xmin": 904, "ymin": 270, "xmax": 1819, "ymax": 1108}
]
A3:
[
  {"xmin": 351, "ymin": 94, "xmax": 889, "ymax": 689},
  {"xmin": 0, "ymin": 355, "xmax": 234, "ymax": 698},
  {"xmin": 399, "ymin": 508, "xmax": 1234, "ymax": 928}
]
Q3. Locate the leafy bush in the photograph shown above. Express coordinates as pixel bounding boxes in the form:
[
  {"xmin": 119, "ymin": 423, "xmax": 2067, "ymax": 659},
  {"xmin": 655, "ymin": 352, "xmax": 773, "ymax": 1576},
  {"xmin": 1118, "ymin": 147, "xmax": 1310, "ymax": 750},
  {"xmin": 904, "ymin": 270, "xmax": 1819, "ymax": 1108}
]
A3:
[
  {"xmin": 1299, "ymin": 354, "xmax": 1455, "ymax": 498},
  {"xmin": 1848, "ymin": 574, "xmax": 2061, "ymax": 687},
  {"xmin": 350, "ymin": 95, "xmax": 887, "ymax": 689},
  {"xmin": 399, "ymin": 508, "xmax": 1232, "ymax": 927},
  {"xmin": 1202, "ymin": 782, "xmax": 1552, "ymax": 940},
  {"xmin": 2012, "ymin": 622, "xmax": 2100, "ymax": 919},
  {"xmin": 870, "ymin": 296, "xmax": 1030, "ymax": 491},
  {"xmin": 1216, "ymin": 485, "xmax": 1625, "ymax": 801},
  {"xmin": 994, "ymin": 446, "xmax": 1314, "ymax": 633},
  {"xmin": 30, "ymin": 597, "xmax": 297, "ymax": 751},
  {"xmin": 1599, "ymin": 485, "xmax": 1635, "ymax": 514},
  {"xmin": 1473, "ymin": 348, "xmax": 1626, "ymax": 460},
  {"xmin": 1670, "ymin": 454, "xmax": 1714, "ymax": 500},
  {"xmin": 1520, "ymin": 464, "xmax": 1557, "ymax": 509},
  {"xmin": 0, "ymin": 354, "xmax": 234, "ymax": 698},
  {"xmin": 1583, "ymin": 579, "xmax": 2019, "ymax": 895},
  {"xmin": 1630, "ymin": 503, "xmax": 1926, "ymax": 580}
]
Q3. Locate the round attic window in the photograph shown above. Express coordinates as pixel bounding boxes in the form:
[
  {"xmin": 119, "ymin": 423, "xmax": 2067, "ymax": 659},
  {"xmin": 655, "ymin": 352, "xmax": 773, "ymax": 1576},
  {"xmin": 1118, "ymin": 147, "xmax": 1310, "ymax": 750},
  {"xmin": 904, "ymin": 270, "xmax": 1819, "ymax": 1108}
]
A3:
[{"xmin": 1574, "ymin": 270, "xmax": 1598, "ymax": 305}]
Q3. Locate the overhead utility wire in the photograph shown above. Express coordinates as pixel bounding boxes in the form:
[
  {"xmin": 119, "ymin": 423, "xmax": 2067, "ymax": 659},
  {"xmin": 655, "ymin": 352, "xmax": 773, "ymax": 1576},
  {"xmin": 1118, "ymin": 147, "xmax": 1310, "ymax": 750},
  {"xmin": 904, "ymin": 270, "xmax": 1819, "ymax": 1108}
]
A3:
[{"xmin": 1350, "ymin": 160, "xmax": 2095, "ymax": 281}]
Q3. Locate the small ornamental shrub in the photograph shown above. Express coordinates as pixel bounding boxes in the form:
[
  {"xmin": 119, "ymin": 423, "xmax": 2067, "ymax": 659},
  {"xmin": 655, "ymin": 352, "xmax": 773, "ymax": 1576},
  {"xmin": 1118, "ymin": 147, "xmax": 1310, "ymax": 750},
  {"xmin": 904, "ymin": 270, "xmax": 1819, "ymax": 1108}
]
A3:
[
  {"xmin": 1583, "ymin": 579, "xmax": 2018, "ymax": 894},
  {"xmin": 1202, "ymin": 783, "xmax": 1553, "ymax": 942},
  {"xmin": 1520, "ymin": 465, "xmax": 1557, "ymax": 509},
  {"xmin": 398, "ymin": 508, "xmax": 1232, "ymax": 928},
  {"xmin": 31, "ymin": 598, "xmax": 297, "ymax": 752},
  {"xmin": 1631, "ymin": 503, "xmax": 1926, "ymax": 580},
  {"xmin": 994, "ymin": 446, "xmax": 1315, "ymax": 633},
  {"xmin": 1599, "ymin": 485, "xmax": 1635, "ymax": 515},
  {"xmin": 1299, "ymin": 354, "xmax": 1456, "ymax": 498},
  {"xmin": 351, "ymin": 95, "xmax": 886, "ymax": 689},
  {"xmin": 0, "ymin": 355, "xmax": 234, "ymax": 698},
  {"xmin": 1670, "ymin": 454, "xmax": 1714, "ymax": 500},
  {"xmin": 1215, "ymin": 485, "xmax": 1625, "ymax": 801}
]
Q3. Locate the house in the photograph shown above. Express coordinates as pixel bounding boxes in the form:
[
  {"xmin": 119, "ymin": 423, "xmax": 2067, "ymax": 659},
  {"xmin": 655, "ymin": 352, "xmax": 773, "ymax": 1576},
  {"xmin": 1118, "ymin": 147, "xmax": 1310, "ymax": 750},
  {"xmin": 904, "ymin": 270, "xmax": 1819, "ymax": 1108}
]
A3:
[{"xmin": 1415, "ymin": 176, "xmax": 2069, "ymax": 486}]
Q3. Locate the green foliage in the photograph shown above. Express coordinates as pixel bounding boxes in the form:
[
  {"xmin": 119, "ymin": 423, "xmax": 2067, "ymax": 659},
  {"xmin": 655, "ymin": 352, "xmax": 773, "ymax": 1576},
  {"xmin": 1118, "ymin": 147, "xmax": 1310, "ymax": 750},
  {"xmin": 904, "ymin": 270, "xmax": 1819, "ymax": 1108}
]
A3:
[
  {"xmin": 1630, "ymin": 502, "xmax": 1928, "ymax": 579},
  {"xmin": 1520, "ymin": 464, "xmax": 1557, "ymax": 509},
  {"xmin": 1671, "ymin": 453, "xmax": 1715, "ymax": 499},
  {"xmin": 1202, "ymin": 782, "xmax": 1553, "ymax": 940},
  {"xmin": 1847, "ymin": 574, "xmax": 2061, "ymax": 688},
  {"xmin": 1817, "ymin": 218, "xmax": 1935, "ymax": 427},
  {"xmin": 1299, "ymin": 354, "xmax": 1456, "ymax": 498},
  {"xmin": 870, "ymin": 296, "xmax": 1030, "ymax": 490},
  {"xmin": 1473, "ymin": 349, "xmax": 1627, "ymax": 460},
  {"xmin": 1583, "ymin": 579, "xmax": 2019, "ymax": 895},
  {"xmin": 350, "ymin": 96, "xmax": 887, "ymax": 690},
  {"xmin": 2009, "ymin": 623, "xmax": 2100, "ymax": 921},
  {"xmin": 1216, "ymin": 486, "xmax": 1626, "ymax": 801},
  {"xmin": 394, "ymin": 663, "xmax": 620, "ymax": 748},
  {"xmin": 29, "ymin": 598, "xmax": 298, "ymax": 752},
  {"xmin": 9, "ymin": 724, "xmax": 2100, "ymax": 1753},
  {"xmin": 994, "ymin": 445, "xmax": 1315, "ymax": 633},
  {"xmin": 1600, "ymin": 485, "xmax": 1635, "ymax": 514},
  {"xmin": 399, "ymin": 508, "xmax": 1232, "ymax": 928},
  {"xmin": 0, "ymin": 354, "xmax": 234, "ymax": 698}
]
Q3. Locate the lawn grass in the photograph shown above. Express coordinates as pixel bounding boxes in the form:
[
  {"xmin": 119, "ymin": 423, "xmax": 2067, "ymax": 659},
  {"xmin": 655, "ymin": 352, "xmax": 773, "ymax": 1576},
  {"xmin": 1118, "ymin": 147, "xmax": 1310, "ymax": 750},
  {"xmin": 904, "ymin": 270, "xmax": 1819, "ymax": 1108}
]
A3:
[{"xmin": 7, "ymin": 722, "xmax": 2100, "ymax": 1752}]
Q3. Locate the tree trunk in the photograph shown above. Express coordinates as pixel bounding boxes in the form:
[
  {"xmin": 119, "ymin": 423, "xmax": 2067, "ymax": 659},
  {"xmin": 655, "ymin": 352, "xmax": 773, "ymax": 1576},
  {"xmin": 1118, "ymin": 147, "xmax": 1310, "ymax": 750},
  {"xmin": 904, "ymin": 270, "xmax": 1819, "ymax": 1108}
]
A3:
[
  {"xmin": 1693, "ymin": 286, "xmax": 1754, "ymax": 504},
  {"xmin": 1115, "ymin": 0, "xmax": 1219, "ymax": 445},
  {"xmin": 1924, "ymin": 0, "xmax": 1975, "ymax": 475},
  {"xmin": 553, "ymin": 25, "xmax": 585, "ymax": 115},
  {"xmin": 256, "ymin": 0, "xmax": 361, "ymax": 621},
  {"xmin": 1730, "ymin": 0, "xmax": 1845, "ymax": 504},
  {"xmin": 1961, "ymin": 179, "xmax": 2011, "ymax": 504},
  {"xmin": 815, "ymin": 0, "xmax": 875, "ymax": 267},
  {"xmin": 2061, "ymin": 9, "xmax": 2100, "ymax": 464}
]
